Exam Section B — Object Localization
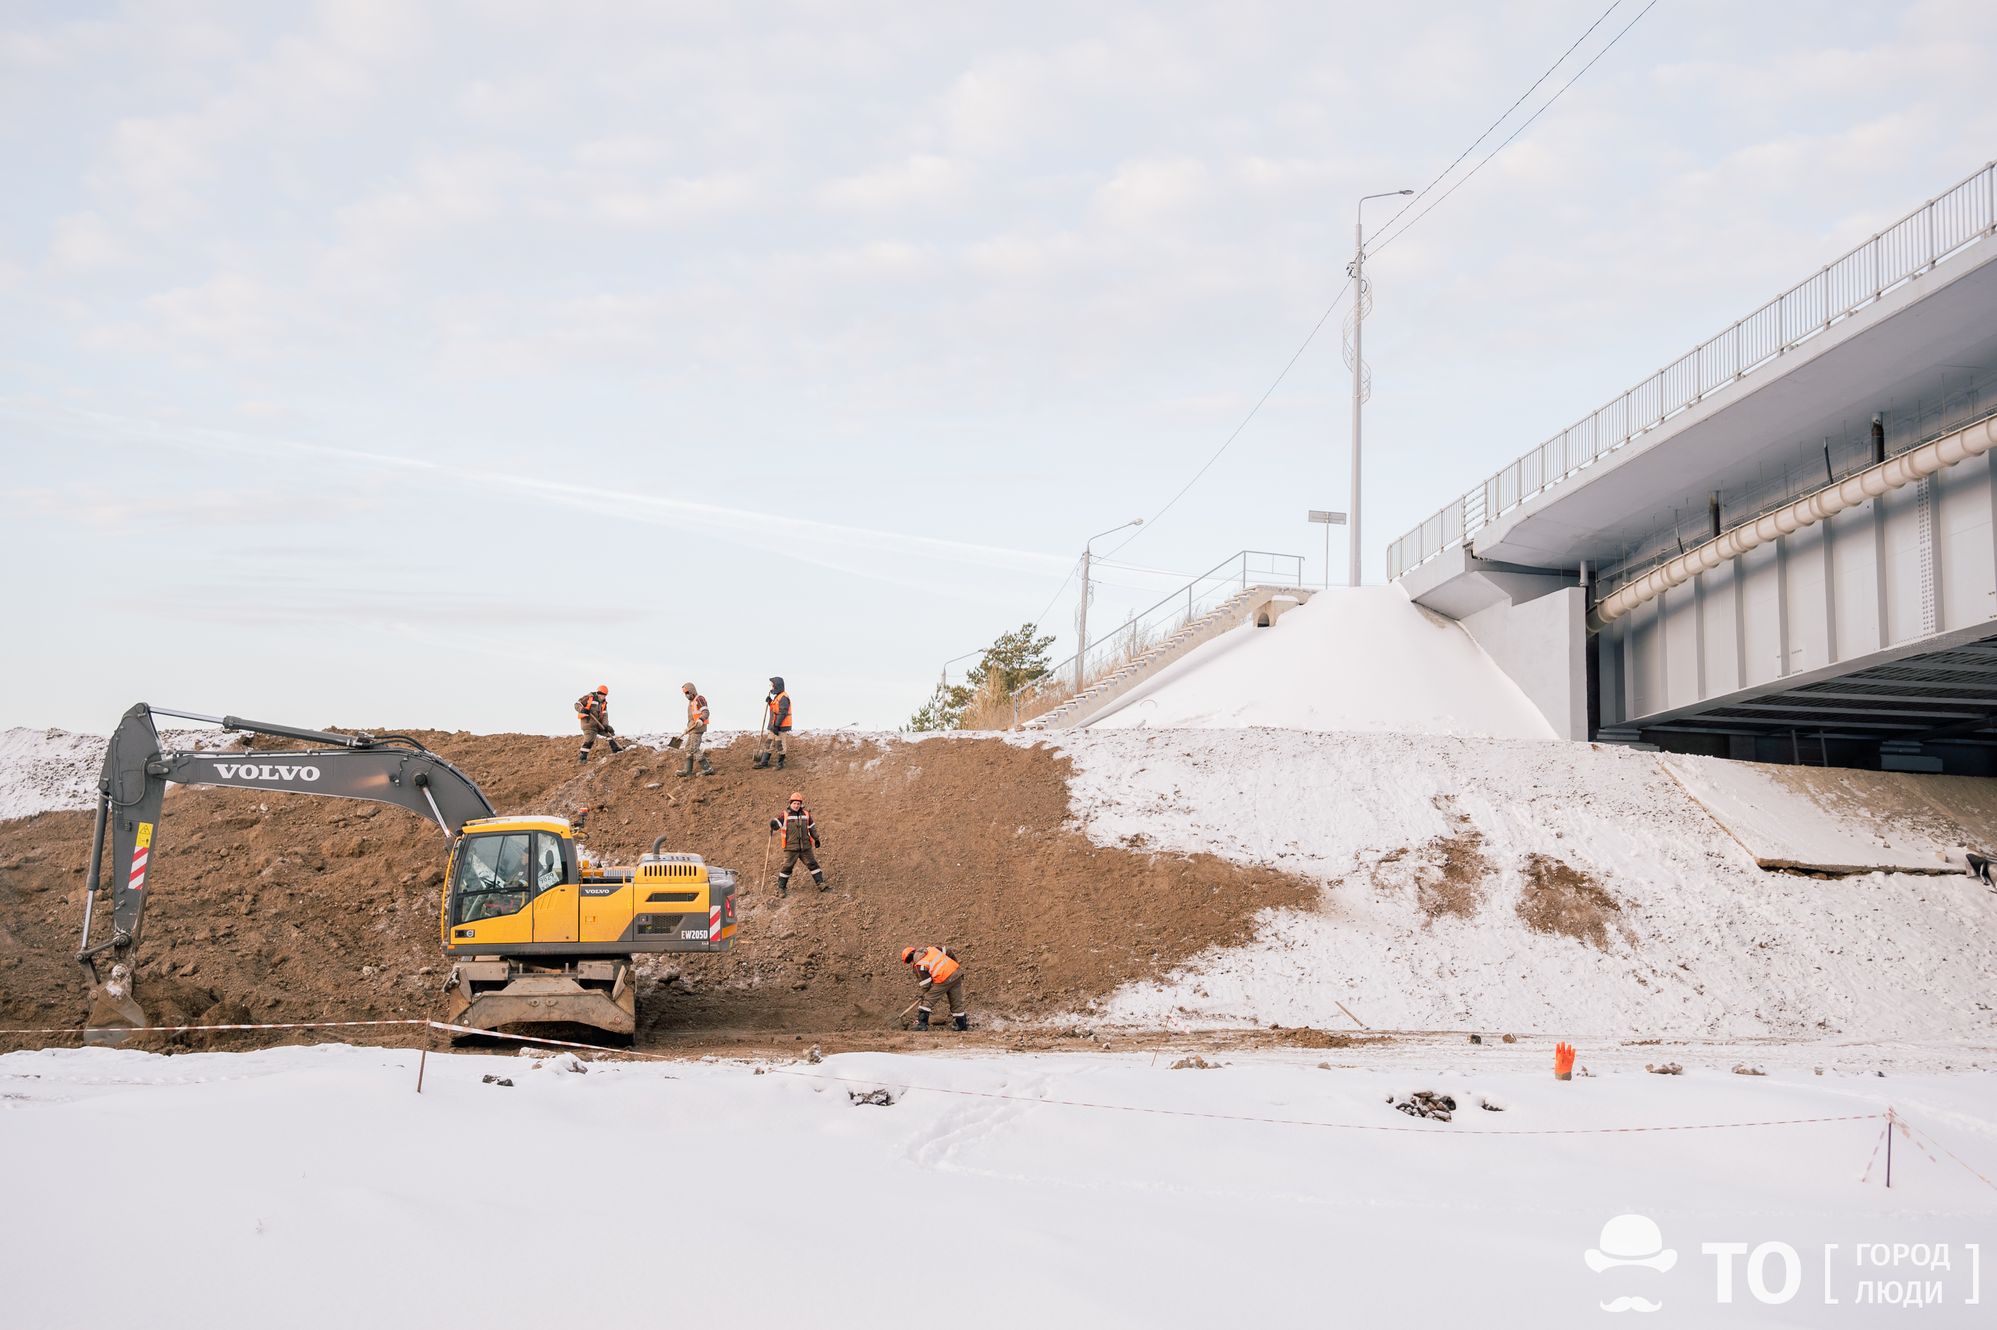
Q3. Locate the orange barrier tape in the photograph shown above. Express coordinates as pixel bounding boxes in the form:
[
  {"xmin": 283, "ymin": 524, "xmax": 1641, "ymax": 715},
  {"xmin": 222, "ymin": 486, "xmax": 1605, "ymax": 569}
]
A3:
[
  {"xmin": 1899, "ymin": 1117, "xmax": 1997, "ymax": 1193},
  {"xmin": 0, "ymin": 1019, "xmax": 429, "ymax": 1036},
  {"xmin": 0, "ymin": 1018, "xmax": 1967, "ymax": 1155},
  {"xmin": 761, "ymin": 1066, "xmax": 1887, "ymax": 1137}
]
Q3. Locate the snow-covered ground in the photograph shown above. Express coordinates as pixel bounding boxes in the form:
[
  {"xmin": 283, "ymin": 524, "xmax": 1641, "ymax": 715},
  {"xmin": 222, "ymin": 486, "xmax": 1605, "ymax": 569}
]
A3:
[
  {"xmin": 0, "ymin": 725, "xmax": 227, "ymax": 821},
  {"xmin": 3, "ymin": 1042, "xmax": 1991, "ymax": 1328},
  {"xmin": 1053, "ymin": 729, "xmax": 1997, "ymax": 1043},
  {"xmin": 1085, "ymin": 586, "xmax": 1554, "ymax": 740}
]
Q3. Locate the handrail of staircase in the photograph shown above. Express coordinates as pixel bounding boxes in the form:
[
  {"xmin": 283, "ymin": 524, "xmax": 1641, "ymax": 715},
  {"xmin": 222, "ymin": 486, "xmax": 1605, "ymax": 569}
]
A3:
[{"xmin": 1009, "ymin": 548, "xmax": 1304, "ymax": 720}]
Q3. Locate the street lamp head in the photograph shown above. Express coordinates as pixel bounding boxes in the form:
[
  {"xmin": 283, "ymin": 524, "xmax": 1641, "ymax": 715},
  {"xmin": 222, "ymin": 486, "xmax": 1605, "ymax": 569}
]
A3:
[
  {"xmin": 1397, "ymin": 188, "xmax": 1414, "ymax": 195},
  {"xmin": 1128, "ymin": 517, "xmax": 1145, "ymax": 527}
]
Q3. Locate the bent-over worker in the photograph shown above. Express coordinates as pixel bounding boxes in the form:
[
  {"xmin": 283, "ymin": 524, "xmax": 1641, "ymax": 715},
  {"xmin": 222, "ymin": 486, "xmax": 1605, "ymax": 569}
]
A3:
[
  {"xmin": 576, "ymin": 685, "xmax": 624, "ymax": 763},
  {"xmin": 901, "ymin": 944, "xmax": 966, "ymax": 1031},
  {"xmin": 769, "ymin": 792, "xmax": 825, "ymax": 895}
]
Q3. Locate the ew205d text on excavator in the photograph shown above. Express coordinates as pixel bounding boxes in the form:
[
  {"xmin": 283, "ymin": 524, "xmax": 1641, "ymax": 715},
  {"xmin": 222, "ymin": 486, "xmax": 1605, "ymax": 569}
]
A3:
[{"xmin": 73, "ymin": 704, "xmax": 739, "ymax": 1043}]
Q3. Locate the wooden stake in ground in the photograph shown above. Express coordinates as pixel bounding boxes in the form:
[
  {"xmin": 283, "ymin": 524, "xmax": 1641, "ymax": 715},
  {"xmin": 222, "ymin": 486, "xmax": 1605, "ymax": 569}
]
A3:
[{"xmin": 760, "ymin": 828, "xmax": 773, "ymax": 894}]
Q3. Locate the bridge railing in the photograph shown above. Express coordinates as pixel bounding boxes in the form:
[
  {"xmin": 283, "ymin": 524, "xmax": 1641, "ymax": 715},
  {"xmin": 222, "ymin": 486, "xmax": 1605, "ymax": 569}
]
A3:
[
  {"xmin": 1387, "ymin": 159, "xmax": 1997, "ymax": 581},
  {"xmin": 1008, "ymin": 549, "xmax": 1304, "ymax": 724}
]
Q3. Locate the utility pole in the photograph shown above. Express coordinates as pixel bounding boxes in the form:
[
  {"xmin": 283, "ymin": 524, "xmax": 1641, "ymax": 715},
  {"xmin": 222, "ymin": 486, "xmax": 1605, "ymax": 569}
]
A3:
[
  {"xmin": 1078, "ymin": 518, "xmax": 1143, "ymax": 692},
  {"xmin": 1076, "ymin": 545, "xmax": 1091, "ymax": 693},
  {"xmin": 1348, "ymin": 188, "xmax": 1413, "ymax": 588}
]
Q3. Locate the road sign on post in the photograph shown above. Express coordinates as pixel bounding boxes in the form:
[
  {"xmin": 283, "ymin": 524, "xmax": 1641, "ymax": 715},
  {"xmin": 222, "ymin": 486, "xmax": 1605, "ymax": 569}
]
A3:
[{"xmin": 1308, "ymin": 510, "xmax": 1347, "ymax": 588}]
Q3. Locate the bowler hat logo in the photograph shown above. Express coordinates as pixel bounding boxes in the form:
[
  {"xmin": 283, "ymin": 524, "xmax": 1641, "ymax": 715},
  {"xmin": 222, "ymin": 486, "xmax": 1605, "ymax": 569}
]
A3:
[{"xmin": 1586, "ymin": 1214, "xmax": 1676, "ymax": 1313}]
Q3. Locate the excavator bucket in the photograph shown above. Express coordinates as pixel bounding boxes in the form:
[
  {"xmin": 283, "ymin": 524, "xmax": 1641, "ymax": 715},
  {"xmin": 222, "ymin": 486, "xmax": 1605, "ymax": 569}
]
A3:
[{"xmin": 83, "ymin": 965, "xmax": 148, "ymax": 1046}]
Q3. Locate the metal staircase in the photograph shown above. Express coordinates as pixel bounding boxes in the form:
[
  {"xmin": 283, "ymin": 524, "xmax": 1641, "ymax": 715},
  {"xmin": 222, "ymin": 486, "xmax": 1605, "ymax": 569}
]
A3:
[{"xmin": 1025, "ymin": 585, "xmax": 1313, "ymax": 730}]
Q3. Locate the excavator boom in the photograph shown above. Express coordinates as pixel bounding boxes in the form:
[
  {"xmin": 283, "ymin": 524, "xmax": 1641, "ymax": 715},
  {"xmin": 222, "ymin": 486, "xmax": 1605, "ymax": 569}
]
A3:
[{"xmin": 77, "ymin": 704, "xmax": 493, "ymax": 1041}]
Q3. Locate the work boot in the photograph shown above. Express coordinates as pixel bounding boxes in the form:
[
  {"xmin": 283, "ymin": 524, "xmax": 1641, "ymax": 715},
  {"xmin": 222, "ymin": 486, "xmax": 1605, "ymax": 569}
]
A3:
[
  {"xmin": 699, "ymin": 757, "xmax": 716, "ymax": 777},
  {"xmin": 776, "ymin": 753, "xmax": 786, "ymax": 770},
  {"xmin": 609, "ymin": 740, "xmax": 626, "ymax": 754},
  {"xmin": 776, "ymin": 875, "xmax": 790, "ymax": 896},
  {"xmin": 812, "ymin": 870, "xmax": 828, "ymax": 892},
  {"xmin": 914, "ymin": 1010, "xmax": 930, "ymax": 1030},
  {"xmin": 676, "ymin": 757, "xmax": 694, "ymax": 778},
  {"xmin": 578, "ymin": 750, "xmax": 589, "ymax": 764},
  {"xmin": 752, "ymin": 753, "xmax": 770, "ymax": 769},
  {"xmin": 952, "ymin": 1014, "xmax": 968, "ymax": 1032}
]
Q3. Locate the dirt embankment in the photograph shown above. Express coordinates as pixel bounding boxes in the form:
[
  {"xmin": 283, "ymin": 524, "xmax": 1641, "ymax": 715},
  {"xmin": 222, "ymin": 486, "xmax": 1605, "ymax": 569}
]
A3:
[{"xmin": 0, "ymin": 733, "xmax": 1312, "ymax": 1050}]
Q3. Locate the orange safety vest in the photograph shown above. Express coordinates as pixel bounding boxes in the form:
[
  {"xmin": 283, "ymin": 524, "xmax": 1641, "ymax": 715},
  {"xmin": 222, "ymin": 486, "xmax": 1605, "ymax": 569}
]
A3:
[
  {"xmin": 767, "ymin": 691, "xmax": 793, "ymax": 732},
  {"xmin": 915, "ymin": 946, "xmax": 959, "ymax": 986},
  {"xmin": 687, "ymin": 694, "xmax": 710, "ymax": 728},
  {"xmin": 577, "ymin": 693, "xmax": 605, "ymax": 720}
]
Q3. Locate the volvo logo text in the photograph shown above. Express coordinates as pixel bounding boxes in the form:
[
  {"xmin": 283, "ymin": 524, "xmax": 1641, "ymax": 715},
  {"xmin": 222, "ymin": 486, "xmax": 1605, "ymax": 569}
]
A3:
[{"xmin": 211, "ymin": 763, "xmax": 322, "ymax": 782}]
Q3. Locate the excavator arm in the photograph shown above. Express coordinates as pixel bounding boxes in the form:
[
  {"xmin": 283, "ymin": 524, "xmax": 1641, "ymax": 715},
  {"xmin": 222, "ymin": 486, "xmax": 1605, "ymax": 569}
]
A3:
[{"xmin": 76, "ymin": 703, "xmax": 494, "ymax": 1040}]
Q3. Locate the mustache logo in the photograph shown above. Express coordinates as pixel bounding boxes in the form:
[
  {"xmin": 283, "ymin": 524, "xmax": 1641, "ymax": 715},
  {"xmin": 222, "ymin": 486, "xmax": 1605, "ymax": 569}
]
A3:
[{"xmin": 1599, "ymin": 1296, "xmax": 1664, "ymax": 1314}]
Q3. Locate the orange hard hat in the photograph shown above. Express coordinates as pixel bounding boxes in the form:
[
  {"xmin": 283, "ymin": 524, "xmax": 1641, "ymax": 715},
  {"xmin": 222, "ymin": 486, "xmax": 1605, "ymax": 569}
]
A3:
[
  {"xmin": 596, "ymin": 684, "xmax": 608, "ymax": 695},
  {"xmin": 789, "ymin": 791, "xmax": 803, "ymax": 802},
  {"xmin": 900, "ymin": 946, "xmax": 917, "ymax": 964}
]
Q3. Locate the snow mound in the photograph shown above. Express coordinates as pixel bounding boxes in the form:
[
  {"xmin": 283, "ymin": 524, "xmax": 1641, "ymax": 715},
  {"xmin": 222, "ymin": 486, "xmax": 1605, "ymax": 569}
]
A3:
[
  {"xmin": 1053, "ymin": 729, "xmax": 1997, "ymax": 1043},
  {"xmin": 1085, "ymin": 585, "xmax": 1553, "ymax": 740},
  {"xmin": 0, "ymin": 728, "xmax": 111, "ymax": 821},
  {"xmin": 0, "ymin": 726, "xmax": 231, "ymax": 821}
]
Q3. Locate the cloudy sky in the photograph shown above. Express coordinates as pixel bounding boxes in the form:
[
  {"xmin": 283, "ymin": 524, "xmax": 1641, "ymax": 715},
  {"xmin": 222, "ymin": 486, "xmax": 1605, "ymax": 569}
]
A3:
[{"xmin": 3, "ymin": 0, "xmax": 1993, "ymax": 735}]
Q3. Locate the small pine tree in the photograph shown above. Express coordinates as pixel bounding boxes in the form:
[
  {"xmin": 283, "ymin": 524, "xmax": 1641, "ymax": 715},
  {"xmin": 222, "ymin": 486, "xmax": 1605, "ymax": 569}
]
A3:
[
  {"xmin": 908, "ymin": 623, "xmax": 1057, "ymax": 731},
  {"xmin": 964, "ymin": 623, "xmax": 1056, "ymax": 696},
  {"xmin": 906, "ymin": 678, "xmax": 971, "ymax": 732}
]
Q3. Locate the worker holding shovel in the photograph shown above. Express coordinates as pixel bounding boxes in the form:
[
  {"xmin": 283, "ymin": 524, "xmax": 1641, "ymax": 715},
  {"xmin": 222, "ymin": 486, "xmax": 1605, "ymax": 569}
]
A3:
[{"xmin": 901, "ymin": 945, "xmax": 967, "ymax": 1031}]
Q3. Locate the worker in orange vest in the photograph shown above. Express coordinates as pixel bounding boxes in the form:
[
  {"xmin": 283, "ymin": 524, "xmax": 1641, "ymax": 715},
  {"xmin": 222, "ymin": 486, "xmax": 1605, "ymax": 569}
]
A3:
[
  {"xmin": 575, "ymin": 685, "xmax": 625, "ymax": 763},
  {"xmin": 768, "ymin": 792, "xmax": 825, "ymax": 895},
  {"xmin": 901, "ymin": 944, "xmax": 966, "ymax": 1030},
  {"xmin": 753, "ymin": 675, "xmax": 792, "ymax": 770},
  {"xmin": 676, "ymin": 682, "xmax": 714, "ymax": 778}
]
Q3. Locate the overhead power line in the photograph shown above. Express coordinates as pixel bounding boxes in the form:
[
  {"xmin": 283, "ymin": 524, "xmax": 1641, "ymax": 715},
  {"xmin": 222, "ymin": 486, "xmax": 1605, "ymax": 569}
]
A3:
[
  {"xmin": 1024, "ymin": 555, "xmax": 1082, "ymax": 636},
  {"xmin": 1105, "ymin": 278, "xmax": 1356, "ymax": 559},
  {"xmin": 1370, "ymin": 0, "xmax": 1663, "ymax": 256},
  {"xmin": 1369, "ymin": 0, "xmax": 1627, "ymax": 240}
]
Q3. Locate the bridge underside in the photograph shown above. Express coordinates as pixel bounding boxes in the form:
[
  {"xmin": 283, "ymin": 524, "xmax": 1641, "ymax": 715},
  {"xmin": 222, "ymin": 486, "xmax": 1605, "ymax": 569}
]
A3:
[{"xmin": 1613, "ymin": 633, "xmax": 1997, "ymax": 773}]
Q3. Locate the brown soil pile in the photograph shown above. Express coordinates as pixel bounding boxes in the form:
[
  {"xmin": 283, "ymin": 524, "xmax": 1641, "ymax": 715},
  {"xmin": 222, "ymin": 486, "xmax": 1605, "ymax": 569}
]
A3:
[
  {"xmin": 1416, "ymin": 829, "xmax": 1492, "ymax": 921},
  {"xmin": 1375, "ymin": 821, "xmax": 1492, "ymax": 923},
  {"xmin": 1515, "ymin": 853, "xmax": 1625, "ymax": 950},
  {"xmin": 0, "ymin": 733, "xmax": 1312, "ymax": 1051}
]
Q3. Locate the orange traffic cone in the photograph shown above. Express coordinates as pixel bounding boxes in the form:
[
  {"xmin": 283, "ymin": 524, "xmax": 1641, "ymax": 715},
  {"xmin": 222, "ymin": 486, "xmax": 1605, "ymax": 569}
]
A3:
[{"xmin": 1554, "ymin": 1042, "xmax": 1576, "ymax": 1081}]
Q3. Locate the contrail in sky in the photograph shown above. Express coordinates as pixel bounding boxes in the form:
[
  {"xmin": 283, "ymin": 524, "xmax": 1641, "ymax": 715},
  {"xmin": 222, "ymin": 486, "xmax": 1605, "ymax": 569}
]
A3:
[{"xmin": 0, "ymin": 399, "xmax": 1070, "ymax": 577}]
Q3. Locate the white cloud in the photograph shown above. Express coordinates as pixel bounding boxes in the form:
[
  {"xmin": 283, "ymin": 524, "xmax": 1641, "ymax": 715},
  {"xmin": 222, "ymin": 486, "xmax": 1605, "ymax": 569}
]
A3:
[
  {"xmin": 1091, "ymin": 156, "xmax": 1209, "ymax": 229},
  {"xmin": 582, "ymin": 172, "xmax": 764, "ymax": 226},
  {"xmin": 138, "ymin": 274, "xmax": 284, "ymax": 357},
  {"xmin": 819, "ymin": 154, "xmax": 969, "ymax": 212},
  {"xmin": 47, "ymin": 212, "xmax": 128, "ymax": 271}
]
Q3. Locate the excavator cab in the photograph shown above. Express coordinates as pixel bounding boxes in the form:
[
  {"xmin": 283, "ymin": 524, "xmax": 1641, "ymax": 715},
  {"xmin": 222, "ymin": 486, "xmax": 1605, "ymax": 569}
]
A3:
[{"xmin": 440, "ymin": 821, "xmax": 738, "ymax": 1038}]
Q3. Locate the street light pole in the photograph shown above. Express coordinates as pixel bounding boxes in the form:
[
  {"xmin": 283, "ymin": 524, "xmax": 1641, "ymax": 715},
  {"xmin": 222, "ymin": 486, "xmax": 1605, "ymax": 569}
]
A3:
[
  {"xmin": 1077, "ymin": 518, "xmax": 1144, "ymax": 692},
  {"xmin": 1348, "ymin": 188, "xmax": 1413, "ymax": 588}
]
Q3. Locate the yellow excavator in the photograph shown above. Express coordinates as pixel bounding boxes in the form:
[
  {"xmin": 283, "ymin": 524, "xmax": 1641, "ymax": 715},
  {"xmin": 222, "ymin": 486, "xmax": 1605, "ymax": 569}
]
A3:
[{"xmin": 73, "ymin": 704, "xmax": 737, "ymax": 1044}]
